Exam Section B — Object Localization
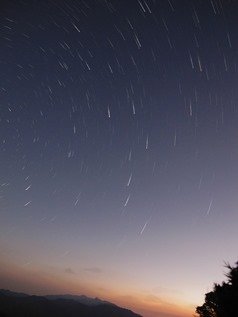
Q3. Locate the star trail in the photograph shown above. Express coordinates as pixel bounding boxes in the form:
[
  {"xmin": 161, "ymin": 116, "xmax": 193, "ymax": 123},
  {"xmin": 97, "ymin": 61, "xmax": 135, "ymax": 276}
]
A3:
[{"xmin": 1, "ymin": 1, "xmax": 238, "ymax": 317}]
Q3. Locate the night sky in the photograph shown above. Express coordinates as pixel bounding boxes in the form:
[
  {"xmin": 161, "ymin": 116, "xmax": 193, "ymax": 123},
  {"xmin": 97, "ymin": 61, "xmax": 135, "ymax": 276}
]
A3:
[{"xmin": 1, "ymin": 1, "xmax": 238, "ymax": 317}]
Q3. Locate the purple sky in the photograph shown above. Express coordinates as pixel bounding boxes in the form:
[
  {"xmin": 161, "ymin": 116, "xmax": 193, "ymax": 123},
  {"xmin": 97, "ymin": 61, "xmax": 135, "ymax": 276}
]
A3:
[{"xmin": 1, "ymin": 1, "xmax": 238, "ymax": 316}]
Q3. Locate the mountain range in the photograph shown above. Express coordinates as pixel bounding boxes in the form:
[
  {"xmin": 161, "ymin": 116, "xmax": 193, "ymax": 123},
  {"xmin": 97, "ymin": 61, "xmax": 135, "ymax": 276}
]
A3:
[{"xmin": 0, "ymin": 289, "xmax": 142, "ymax": 317}]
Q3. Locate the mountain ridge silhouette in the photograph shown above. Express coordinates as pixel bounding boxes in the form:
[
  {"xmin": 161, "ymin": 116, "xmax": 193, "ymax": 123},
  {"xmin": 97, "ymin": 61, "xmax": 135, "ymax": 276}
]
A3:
[{"xmin": 0, "ymin": 289, "xmax": 142, "ymax": 317}]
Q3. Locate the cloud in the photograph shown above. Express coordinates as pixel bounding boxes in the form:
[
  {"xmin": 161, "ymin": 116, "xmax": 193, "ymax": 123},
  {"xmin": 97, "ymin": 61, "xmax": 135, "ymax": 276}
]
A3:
[
  {"xmin": 64, "ymin": 267, "xmax": 75, "ymax": 274},
  {"xmin": 144, "ymin": 294, "xmax": 165, "ymax": 304},
  {"xmin": 152, "ymin": 286, "xmax": 182, "ymax": 295},
  {"xmin": 84, "ymin": 267, "xmax": 102, "ymax": 274}
]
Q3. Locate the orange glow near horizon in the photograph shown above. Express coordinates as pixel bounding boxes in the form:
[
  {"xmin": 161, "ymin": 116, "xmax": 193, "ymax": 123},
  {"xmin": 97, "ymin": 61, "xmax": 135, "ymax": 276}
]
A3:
[
  {"xmin": 1, "ymin": 1, "xmax": 238, "ymax": 316},
  {"xmin": 0, "ymin": 259, "xmax": 195, "ymax": 317}
]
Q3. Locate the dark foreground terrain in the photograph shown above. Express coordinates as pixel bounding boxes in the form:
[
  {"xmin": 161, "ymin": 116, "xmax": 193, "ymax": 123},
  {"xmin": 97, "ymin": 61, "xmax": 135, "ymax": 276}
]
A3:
[{"xmin": 0, "ymin": 290, "xmax": 142, "ymax": 317}]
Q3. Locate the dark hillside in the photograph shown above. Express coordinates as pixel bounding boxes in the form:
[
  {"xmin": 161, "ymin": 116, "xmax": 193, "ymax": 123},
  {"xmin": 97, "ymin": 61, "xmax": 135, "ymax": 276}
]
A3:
[{"xmin": 0, "ymin": 291, "xmax": 142, "ymax": 317}]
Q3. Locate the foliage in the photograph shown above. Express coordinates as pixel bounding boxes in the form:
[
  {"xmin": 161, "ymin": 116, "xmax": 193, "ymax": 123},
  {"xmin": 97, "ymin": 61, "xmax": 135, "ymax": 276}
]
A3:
[{"xmin": 196, "ymin": 262, "xmax": 238, "ymax": 317}]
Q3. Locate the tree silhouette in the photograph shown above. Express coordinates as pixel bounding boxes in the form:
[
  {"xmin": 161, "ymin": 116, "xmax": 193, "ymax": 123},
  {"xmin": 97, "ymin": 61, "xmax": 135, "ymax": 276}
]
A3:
[{"xmin": 196, "ymin": 262, "xmax": 238, "ymax": 317}]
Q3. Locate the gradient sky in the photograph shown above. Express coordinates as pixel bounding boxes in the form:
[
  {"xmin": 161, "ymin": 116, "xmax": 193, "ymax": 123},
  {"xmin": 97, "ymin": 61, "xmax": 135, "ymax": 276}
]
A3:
[{"xmin": 1, "ymin": 1, "xmax": 238, "ymax": 316}]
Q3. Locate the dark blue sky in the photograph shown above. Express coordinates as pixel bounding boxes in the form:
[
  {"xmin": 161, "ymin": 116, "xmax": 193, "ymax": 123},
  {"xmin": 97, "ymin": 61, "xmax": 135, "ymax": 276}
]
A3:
[{"xmin": 1, "ymin": 1, "xmax": 238, "ymax": 316}]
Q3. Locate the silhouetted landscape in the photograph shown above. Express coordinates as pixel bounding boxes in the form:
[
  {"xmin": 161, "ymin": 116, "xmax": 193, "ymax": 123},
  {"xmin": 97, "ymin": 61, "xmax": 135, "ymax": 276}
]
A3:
[
  {"xmin": 0, "ymin": 290, "xmax": 142, "ymax": 317},
  {"xmin": 196, "ymin": 262, "xmax": 238, "ymax": 317},
  {"xmin": 1, "ymin": 1, "xmax": 238, "ymax": 317}
]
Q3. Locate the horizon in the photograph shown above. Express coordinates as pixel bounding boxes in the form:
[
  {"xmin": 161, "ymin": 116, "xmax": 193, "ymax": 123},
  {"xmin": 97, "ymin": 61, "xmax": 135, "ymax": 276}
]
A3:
[
  {"xmin": 0, "ymin": 286, "xmax": 193, "ymax": 317},
  {"xmin": 1, "ymin": 1, "xmax": 238, "ymax": 317},
  {"xmin": 0, "ymin": 259, "xmax": 194, "ymax": 317}
]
